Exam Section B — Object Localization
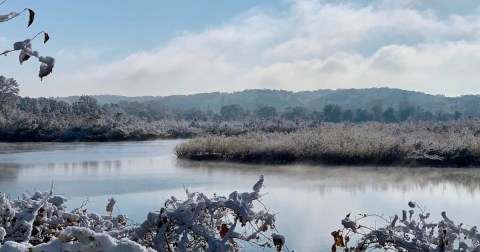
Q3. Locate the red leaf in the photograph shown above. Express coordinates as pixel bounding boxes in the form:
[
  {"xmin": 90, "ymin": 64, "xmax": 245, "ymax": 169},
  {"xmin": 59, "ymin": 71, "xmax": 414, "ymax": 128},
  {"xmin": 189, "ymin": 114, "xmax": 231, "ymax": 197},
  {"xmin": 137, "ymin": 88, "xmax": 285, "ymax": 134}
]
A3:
[
  {"xmin": 219, "ymin": 224, "xmax": 228, "ymax": 239},
  {"xmin": 19, "ymin": 51, "xmax": 30, "ymax": 64},
  {"xmin": 27, "ymin": 9, "xmax": 35, "ymax": 27},
  {"xmin": 44, "ymin": 33, "xmax": 50, "ymax": 43}
]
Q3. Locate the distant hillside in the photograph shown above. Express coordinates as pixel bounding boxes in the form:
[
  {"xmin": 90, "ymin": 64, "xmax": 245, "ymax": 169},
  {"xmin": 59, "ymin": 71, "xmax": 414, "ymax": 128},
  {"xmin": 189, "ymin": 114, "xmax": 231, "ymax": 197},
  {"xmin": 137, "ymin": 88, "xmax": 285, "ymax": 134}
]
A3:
[
  {"xmin": 55, "ymin": 95, "xmax": 158, "ymax": 105},
  {"xmin": 54, "ymin": 88, "xmax": 480, "ymax": 114}
]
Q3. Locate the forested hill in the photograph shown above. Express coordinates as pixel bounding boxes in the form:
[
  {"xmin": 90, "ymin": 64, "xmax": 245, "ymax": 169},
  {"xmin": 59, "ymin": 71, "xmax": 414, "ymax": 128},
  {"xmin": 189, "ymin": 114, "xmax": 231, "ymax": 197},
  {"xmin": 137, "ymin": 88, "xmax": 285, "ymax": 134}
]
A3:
[{"xmin": 55, "ymin": 88, "xmax": 476, "ymax": 113}]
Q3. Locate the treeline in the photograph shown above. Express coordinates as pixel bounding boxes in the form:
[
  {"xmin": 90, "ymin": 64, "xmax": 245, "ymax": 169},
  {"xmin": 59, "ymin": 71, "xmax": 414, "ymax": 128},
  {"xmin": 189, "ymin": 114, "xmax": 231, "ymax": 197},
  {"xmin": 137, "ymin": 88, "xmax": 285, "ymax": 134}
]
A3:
[
  {"xmin": 0, "ymin": 96, "xmax": 467, "ymax": 142},
  {"xmin": 107, "ymin": 100, "xmax": 463, "ymax": 123}
]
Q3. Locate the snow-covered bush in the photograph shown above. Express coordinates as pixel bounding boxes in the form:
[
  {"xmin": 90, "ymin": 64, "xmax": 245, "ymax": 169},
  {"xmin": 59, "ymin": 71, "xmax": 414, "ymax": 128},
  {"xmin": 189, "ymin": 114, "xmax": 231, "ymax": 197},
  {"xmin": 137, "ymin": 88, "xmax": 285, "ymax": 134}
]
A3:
[
  {"xmin": 334, "ymin": 202, "xmax": 480, "ymax": 251},
  {"xmin": 0, "ymin": 176, "xmax": 285, "ymax": 251}
]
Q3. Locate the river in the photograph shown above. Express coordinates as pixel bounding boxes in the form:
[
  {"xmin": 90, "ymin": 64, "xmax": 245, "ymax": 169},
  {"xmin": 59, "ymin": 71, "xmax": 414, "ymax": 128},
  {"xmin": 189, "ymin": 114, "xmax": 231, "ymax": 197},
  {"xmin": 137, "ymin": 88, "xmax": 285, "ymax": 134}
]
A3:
[{"xmin": 1, "ymin": 140, "xmax": 480, "ymax": 251}]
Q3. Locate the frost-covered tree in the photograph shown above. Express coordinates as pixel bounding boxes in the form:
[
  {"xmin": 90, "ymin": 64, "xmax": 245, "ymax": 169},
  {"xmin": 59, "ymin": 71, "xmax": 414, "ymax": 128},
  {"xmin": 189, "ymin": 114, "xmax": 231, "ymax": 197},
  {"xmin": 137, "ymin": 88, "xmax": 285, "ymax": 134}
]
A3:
[
  {"xmin": 0, "ymin": 76, "xmax": 19, "ymax": 120},
  {"xmin": 254, "ymin": 104, "xmax": 277, "ymax": 119},
  {"xmin": 72, "ymin": 95, "xmax": 102, "ymax": 118},
  {"xmin": 221, "ymin": 104, "xmax": 246, "ymax": 121},
  {"xmin": 0, "ymin": 76, "xmax": 18, "ymax": 102},
  {"xmin": 0, "ymin": 0, "xmax": 55, "ymax": 80}
]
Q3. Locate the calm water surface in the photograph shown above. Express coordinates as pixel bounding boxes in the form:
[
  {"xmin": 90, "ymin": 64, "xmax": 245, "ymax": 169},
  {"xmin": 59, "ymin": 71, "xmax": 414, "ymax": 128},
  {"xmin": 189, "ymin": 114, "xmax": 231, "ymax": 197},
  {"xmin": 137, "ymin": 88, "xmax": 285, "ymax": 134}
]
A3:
[{"xmin": 1, "ymin": 140, "xmax": 480, "ymax": 251}]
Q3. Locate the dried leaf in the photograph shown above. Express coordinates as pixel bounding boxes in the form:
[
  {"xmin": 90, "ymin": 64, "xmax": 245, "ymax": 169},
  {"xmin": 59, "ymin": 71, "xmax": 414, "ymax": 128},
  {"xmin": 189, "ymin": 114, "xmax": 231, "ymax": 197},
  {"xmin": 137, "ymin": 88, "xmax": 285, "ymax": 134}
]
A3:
[
  {"xmin": 44, "ymin": 32, "xmax": 50, "ymax": 43},
  {"xmin": 27, "ymin": 9, "xmax": 35, "ymax": 27},
  {"xmin": 272, "ymin": 233, "xmax": 285, "ymax": 249},
  {"xmin": 332, "ymin": 230, "xmax": 345, "ymax": 247},
  {"xmin": 408, "ymin": 201, "xmax": 416, "ymax": 208},
  {"xmin": 219, "ymin": 224, "xmax": 228, "ymax": 239},
  {"xmin": 105, "ymin": 197, "xmax": 116, "ymax": 213},
  {"xmin": 38, "ymin": 56, "xmax": 55, "ymax": 81},
  {"xmin": 19, "ymin": 50, "xmax": 30, "ymax": 64}
]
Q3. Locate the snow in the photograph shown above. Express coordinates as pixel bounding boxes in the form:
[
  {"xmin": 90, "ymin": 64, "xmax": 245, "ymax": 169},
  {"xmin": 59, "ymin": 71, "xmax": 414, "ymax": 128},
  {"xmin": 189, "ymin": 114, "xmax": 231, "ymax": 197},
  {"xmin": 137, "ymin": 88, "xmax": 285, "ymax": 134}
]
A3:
[
  {"xmin": 0, "ymin": 12, "xmax": 19, "ymax": 23},
  {"xmin": 0, "ymin": 177, "xmax": 283, "ymax": 251}
]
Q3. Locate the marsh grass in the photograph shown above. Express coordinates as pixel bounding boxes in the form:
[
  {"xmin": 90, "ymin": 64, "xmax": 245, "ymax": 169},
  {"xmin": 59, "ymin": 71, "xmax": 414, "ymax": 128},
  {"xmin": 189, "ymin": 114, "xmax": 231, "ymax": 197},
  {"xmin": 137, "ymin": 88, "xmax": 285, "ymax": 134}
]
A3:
[{"xmin": 175, "ymin": 120, "xmax": 480, "ymax": 167}]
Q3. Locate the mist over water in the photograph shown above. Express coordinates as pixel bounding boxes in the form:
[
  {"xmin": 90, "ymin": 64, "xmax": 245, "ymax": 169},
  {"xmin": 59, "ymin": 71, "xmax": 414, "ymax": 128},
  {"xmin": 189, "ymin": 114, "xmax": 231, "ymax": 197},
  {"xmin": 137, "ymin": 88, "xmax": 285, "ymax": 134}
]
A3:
[{"xmin": 1, "ymin": 140, "xmax": 479, "ymax": 251}]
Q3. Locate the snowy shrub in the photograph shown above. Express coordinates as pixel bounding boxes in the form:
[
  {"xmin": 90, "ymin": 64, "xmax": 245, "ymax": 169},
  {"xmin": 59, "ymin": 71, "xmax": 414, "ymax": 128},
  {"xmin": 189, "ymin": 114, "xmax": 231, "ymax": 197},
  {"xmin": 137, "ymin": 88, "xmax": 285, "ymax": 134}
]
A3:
[
  {"xmin": 333, "ymin": 202, "xmax": 480, "ymax": 251},
  {"xmin": 0, "ymin": 177, "xmax": 285, "ymax": 251}
]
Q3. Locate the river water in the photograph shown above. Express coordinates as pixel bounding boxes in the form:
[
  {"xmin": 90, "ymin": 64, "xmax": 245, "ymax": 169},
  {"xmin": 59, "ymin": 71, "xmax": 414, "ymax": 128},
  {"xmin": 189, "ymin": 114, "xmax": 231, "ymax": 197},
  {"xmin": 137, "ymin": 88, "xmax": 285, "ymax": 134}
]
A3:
[{"xmin": 1, "ymin": 140, "xmax": 480, "ymax": 251}]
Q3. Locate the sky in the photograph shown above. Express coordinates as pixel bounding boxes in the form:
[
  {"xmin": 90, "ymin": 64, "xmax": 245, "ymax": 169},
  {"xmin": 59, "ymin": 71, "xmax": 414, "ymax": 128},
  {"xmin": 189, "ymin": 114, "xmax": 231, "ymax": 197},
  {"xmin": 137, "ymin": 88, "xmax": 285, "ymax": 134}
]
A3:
[{"xmin": 1, "ymin": 0, "xmax": 480, "ymax": 98}]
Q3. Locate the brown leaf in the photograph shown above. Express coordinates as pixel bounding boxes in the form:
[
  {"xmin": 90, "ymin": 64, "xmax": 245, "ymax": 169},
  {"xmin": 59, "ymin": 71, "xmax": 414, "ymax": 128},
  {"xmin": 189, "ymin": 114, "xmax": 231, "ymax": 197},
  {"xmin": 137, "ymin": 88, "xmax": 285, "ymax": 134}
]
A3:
[
  {"xmin": 331, "ymin": 230, "xmax": 345, "ymax": 247},
  {"xmin": 44, "ymin": 32, "xmax": 50, "ymax": 43},
  {"xmin": 261, "ymin": 225, "xmax": 268, "ymax": 232},
  {"xmin": 19, "ymin": 51, "xmax": 30, "ymax": 64},
  {"xmin": 27, "ymin": 9, "xmax": 35, "ymax": 27},
  {"xmin": 220, "ymin": 224, "xmax": 228, "ymax": 239}
]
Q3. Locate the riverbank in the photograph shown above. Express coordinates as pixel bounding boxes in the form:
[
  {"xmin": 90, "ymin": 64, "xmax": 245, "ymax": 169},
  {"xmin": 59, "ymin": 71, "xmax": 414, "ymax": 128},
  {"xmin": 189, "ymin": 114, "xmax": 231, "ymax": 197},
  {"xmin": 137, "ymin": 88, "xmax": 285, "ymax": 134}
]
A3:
[
  {"xmin": 0, "ymin": 119, "xmax": 301, "ymax": 142},
  {"xmin": 175, "ymin": 120, "xmax": 480, "ymax": 167}
]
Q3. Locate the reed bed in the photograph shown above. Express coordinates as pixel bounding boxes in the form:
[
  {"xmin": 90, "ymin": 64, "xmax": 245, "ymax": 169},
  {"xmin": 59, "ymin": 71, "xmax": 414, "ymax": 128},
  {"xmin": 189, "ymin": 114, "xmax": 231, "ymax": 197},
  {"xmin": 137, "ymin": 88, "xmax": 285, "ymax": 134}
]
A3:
[{"xmin": 175, "ymin": 120, "xmax": 480, "ymax": 166}]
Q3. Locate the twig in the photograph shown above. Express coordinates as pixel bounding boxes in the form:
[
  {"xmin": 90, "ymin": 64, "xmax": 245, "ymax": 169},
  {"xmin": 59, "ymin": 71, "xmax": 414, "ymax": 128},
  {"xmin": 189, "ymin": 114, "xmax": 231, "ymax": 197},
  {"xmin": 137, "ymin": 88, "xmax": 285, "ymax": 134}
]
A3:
[
  {"xmin": 0, "ymin": 8, "xmax": 28, "ymax": 23},
  {"xmin": 31, "ymin": 31, "xmax": 46, "ymax": 41}
]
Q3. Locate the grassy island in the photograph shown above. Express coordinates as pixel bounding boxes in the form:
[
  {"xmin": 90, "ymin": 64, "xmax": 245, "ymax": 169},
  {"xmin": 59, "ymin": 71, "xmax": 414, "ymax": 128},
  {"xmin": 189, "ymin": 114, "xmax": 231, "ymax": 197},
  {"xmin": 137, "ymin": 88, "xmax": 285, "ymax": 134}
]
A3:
[{"xmin": 175, "ymin": 120, "xmax": 480, "ymax": 167}]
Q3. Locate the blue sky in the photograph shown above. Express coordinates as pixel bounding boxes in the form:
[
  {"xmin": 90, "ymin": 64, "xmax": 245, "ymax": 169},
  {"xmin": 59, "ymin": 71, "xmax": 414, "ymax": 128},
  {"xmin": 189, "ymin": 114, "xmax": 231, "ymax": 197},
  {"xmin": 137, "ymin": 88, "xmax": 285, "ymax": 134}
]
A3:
[{"xmin": 2, "ymin": 0, "xmax": 480, "ymax": 97}]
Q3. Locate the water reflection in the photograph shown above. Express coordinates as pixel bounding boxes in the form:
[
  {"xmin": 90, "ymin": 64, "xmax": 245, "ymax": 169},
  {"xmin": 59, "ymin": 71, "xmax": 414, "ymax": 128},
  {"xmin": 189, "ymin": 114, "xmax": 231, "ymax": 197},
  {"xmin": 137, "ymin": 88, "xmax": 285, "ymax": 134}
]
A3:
[
  {"xmin": 0, "ymin": 164, "xmax": 21, "ymax": 182},
  {"xmin": 176, "ymin": 159, "xmax": 480, "ymax": 195},
  {"xmin": 0, "ymin": 142, "xmax": 76, "ymax": 154}
]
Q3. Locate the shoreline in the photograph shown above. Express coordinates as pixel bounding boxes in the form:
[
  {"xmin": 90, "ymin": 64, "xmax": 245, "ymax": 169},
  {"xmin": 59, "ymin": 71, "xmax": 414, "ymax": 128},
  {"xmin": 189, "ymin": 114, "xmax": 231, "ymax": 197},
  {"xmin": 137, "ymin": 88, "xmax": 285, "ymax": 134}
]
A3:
[{"xmin": 176, "ymin": 152, "xmax": 480, "ymax": 167}]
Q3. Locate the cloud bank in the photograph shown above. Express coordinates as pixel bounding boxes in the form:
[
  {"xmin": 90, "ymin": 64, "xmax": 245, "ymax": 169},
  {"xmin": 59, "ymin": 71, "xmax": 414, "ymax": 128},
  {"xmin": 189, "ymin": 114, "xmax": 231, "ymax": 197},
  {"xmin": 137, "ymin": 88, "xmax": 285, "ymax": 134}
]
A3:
[{"xmin": 37, "ymin": 0, "xmax": 480, "ymax": 97}]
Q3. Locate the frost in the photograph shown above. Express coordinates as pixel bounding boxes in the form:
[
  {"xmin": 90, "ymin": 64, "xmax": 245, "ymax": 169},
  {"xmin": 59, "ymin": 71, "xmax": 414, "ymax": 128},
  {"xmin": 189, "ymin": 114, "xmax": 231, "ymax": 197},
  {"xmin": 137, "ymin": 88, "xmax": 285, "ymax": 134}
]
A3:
[
  {"xmin": 0, "ymin": 178, "xmax": 284, "ymax": 251},
  {"xmin": 32, "ymin": 227, "xmax": 154, "ymax": 252},
  {"xmin": 0, "ymin": 227, "xmax": 5, "ymax": 241},
  {"xmin": 341, "ymin": 217, "xmax": 357, "ymax": 232},
  {"xmin": 333, "ymin": 202, "xmax": 480, "ymax": 251},
  {"xmin": 38, "ymin": 56, "xmax": 55, "ymax": 80},
  {"xmin": 13, "ymin": 39, "xmax": 30, "ymax": 51},
  {"xmin": 176, "ymin": 120, "xmax": 480, "ymax": 166},
  {"xmin": 48, "ymin": 195, "xmax": 67, "ymax": 207},
  {"xmin": 0, "ymin": 241, "xmax": 31, "ymax": 251},
  {"xmin": 0, "ymin": 12, "xmax": 19, "ymax": 23}
]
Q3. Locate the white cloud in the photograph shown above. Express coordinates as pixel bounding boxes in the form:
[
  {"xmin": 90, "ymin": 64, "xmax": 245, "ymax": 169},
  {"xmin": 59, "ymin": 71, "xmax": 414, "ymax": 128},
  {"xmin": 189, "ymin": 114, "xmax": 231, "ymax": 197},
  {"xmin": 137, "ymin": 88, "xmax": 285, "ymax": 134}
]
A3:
[
  {"xmin": 24, "ymin": 0, "xmax": 480, "ymax": 97},
  {"xmin": 56, "ymin": 47, "xmax": 106, "ymax": 62}
]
